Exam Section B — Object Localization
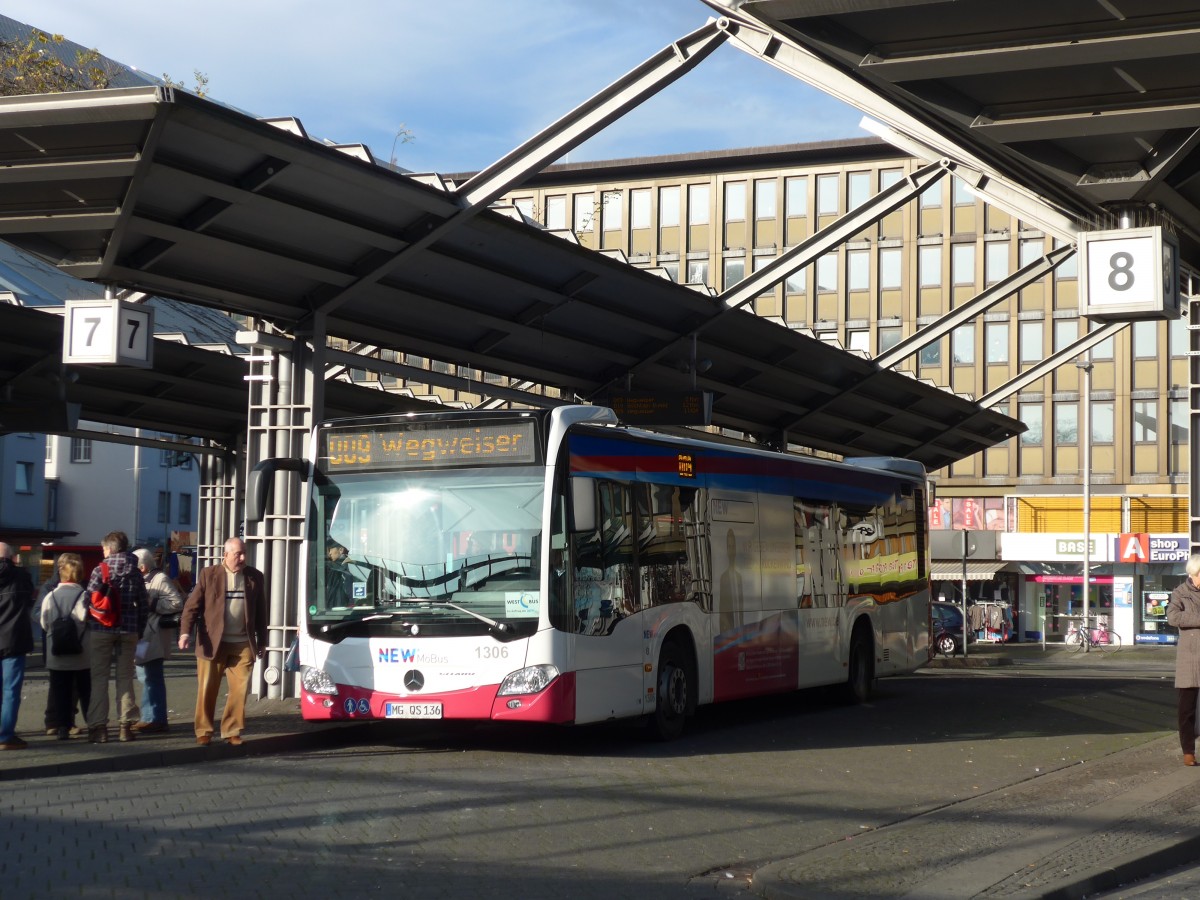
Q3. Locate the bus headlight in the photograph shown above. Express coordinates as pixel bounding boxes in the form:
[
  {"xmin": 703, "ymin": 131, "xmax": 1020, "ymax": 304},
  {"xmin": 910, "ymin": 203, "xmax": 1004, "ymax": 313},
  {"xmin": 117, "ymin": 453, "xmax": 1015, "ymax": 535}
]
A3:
[
  {"xmin": 497, "ymin": 664, "xmax": 559, "ymax": 696},
  {"xmin": 301, "ymin": 665, "xmax": 338, "ymax": 696}
]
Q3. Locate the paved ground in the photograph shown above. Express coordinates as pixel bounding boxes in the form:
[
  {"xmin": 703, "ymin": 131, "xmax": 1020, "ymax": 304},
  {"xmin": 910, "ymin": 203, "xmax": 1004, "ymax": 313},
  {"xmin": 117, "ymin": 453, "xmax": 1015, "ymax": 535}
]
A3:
[{"xmin": 2, "ymin": 642, "xmax": 1198, "ymax": 898}]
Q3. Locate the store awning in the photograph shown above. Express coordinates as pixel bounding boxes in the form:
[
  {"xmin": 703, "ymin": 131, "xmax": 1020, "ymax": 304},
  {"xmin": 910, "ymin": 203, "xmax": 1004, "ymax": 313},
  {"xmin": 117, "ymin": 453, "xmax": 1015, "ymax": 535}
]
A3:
[{"xmin": 931, "ymin": 561, "xmax": 1006, "ymax": 581}]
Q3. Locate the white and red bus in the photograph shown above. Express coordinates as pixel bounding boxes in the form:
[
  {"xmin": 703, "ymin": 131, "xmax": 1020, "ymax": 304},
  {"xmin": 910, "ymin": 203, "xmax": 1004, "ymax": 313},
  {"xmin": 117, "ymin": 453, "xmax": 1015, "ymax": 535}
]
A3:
[{"xmin": 250, "ymin": 405, "xmax": 930, "ymax": 739}]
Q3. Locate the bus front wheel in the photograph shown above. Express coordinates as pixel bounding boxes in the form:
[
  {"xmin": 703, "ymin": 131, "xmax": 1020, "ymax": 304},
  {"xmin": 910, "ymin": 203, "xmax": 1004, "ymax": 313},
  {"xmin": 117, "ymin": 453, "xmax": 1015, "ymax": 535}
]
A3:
[{"xmin": 648, "ymin": 641, "xmax": 691, "ymax": 741}]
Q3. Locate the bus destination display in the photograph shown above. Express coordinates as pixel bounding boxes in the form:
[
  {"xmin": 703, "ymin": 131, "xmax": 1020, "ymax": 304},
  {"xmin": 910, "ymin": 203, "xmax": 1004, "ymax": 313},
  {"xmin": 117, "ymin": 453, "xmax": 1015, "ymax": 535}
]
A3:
[{"xmin": 322, "ymin": 420, "xmax": 539, "ymax": 471}]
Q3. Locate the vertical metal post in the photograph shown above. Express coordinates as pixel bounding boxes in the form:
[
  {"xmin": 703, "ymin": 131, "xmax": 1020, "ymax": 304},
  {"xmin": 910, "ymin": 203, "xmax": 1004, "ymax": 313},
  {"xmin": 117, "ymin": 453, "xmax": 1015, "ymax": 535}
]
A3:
[
  {"xmin": 961, "ymin": 529, "xmax": 969, "ymax": 659},
  {"xmin": 1078, "ymin": 353, "xmax": 1093, "ymax": 651}
]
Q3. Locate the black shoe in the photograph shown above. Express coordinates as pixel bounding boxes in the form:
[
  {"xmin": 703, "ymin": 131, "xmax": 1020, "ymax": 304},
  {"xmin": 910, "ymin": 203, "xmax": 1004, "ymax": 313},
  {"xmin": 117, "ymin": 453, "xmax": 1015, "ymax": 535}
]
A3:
[{"xmin": 0, "ymin": 737, "xmax": 29, "ymax": 750}]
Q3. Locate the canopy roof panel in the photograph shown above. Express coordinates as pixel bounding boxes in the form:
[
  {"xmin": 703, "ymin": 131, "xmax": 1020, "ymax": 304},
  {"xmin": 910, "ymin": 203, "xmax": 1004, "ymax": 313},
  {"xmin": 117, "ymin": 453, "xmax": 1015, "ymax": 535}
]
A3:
[
  {"xmin": 0, "ymin": 86, "xmax": 1022, "ymax": 469},
  {"xmin": 712, "ymin": 0, "xmax": 1200, "ymax": 269}
]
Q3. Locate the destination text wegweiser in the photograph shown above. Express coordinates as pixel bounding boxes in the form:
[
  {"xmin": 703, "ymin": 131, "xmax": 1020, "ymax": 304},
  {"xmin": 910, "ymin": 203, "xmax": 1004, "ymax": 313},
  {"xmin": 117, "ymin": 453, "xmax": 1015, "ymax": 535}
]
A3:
[{"xmin": 322, "ymin": 421, "xmax": 538, "ymax": 471}]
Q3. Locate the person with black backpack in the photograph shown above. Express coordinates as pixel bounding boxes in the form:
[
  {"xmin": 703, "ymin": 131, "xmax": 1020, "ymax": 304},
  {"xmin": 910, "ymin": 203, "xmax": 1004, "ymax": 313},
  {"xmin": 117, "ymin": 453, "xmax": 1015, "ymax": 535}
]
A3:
[
  {"xmin": 83, "ymin": 532, "xmax": 148, "ymax": 744},
  {"xmin": 38, "ymin": 553, "xmax": 90, "ymax": 741}
]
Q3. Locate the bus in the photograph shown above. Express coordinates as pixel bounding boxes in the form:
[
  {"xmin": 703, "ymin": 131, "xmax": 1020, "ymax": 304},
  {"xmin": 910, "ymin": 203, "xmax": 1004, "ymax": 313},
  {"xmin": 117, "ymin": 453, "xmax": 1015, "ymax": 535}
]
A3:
[{"xmin": 249, "ymin": 405, "xmax": 930, "ymax": 739}]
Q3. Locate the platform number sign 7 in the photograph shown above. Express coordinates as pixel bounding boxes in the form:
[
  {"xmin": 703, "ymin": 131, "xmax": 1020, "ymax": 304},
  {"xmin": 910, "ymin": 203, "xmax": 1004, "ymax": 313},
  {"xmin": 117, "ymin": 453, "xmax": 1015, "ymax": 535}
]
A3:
[{"xmin": 63, "ymin": 299, "xmax": 154, "ymax": 367}]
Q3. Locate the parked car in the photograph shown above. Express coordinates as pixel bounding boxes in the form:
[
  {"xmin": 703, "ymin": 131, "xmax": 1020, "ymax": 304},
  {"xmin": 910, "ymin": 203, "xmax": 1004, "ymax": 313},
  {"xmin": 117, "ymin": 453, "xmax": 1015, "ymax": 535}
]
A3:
[{"xmin": 930, "ymin": 601, "xmax": 977, "ymax": 657}]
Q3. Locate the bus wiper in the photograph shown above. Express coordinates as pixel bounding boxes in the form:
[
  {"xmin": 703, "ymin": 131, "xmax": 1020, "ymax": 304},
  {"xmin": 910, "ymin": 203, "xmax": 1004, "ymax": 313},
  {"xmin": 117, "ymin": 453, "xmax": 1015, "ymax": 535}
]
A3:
[
  {"xmin": 389, "ymin": 597, "xmax": 508, "ymax": 633},
  {"xmin": 318, "ymin": 612, "xmax": 400, "ymax": 634}
]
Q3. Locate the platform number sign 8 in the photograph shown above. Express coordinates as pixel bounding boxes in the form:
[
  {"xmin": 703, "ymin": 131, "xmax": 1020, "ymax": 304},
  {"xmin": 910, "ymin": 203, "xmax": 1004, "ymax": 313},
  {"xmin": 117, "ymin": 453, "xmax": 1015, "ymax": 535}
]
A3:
[{"xmin": 1082, "ymin": 226, "xmax": 1177, "ymax": 319}]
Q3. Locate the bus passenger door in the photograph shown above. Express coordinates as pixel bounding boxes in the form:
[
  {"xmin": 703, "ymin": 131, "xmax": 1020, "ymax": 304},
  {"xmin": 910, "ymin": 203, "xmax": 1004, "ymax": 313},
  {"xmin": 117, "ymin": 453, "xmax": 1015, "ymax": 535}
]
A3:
[{"xmin": 570, "ymin": 480, "xmax": 646, "ymax": 723}]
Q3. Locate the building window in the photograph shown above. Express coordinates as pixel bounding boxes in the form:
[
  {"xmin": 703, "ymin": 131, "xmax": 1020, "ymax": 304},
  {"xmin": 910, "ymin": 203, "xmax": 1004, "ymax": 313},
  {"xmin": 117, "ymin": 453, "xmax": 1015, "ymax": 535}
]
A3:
[
  {"xmin": 951, "ymin": 243, "xmax": 975, "ymax": 285},
  {"xmin": 785, "ymin": 177, "xmax": 807, "ymax": 217},
  {"xmin": 816, "ymin": 254, "xmax": 838, "ymax": 293},
  {"xmin": 919, "ymin": 245, "xmax": 941, "ymax": 288},
  {"xmin": 952, "ymin": 176, "xmax": 973, "ymax": 206},
  {"xmin": 15, "ymin": 461, "xmax": 32, "ymax": 494},
  {"xmin": 545, "ymin": 195, "xmax": 567, "ymax": 231},
  {"xmin": 1134, "ymin": 400, "xmax": 1159, "ymax": 442},
  {"xmin": 630, "ymin": 189, "xmax": 651, "ymax": 230},
  {"xmin": 1133, "ymin": 320, "xmax": 1158, "ymax": 358},
  {"xmin": 1054, "ymin": 318, "xmax": 1078, "ymax": 353},
  {"xmin": 513, "ymin": 197, "xmax": 534, "ymax": 219},
  {"xmin": 985, "ymin": 322, "xmax": 1009, "ymax": 363},
  {"xmin": 952, "ymin": 325, "xmax": 975, "ymax": 365},
  {"xmin": 573, "ymin": 193, "xmax": 594, "ymax": 233},
  {"xmin": 879, "ymin": 248, "xmax": 902, "ymax": 290},
  {"xmin": 1020, "ymin": 238, "xmax": 1043, "ymax": 267},
  {"xmin": 919, "ymin": 182, "xmax": 940, "ymax": 208},
  {"xmin": 661, "ymin": 262, "xmax": 679, "ymax": 283},
  {"xmin": 847, "ymin": 171, "xmax": 870, "ymax": 210},
  {"xmin": 724, "ymin": 182, "xmax": 746, "ymax": 223},
  {"xmin": 1090, "ymin": 322, "xmax": 1114, "ymax": 360},
  {"xmin": 847, "ymin": 330, "xmax": 870, "ymax": 354},
  {"xmin": 160, "ymin": 449, "xmax": 173, "ymax": 467},
  {"xmin": 985, "ymin": 241, "xmax": 1009, "ymax": 283},
  {"xmin": 688, "ymin": 184, "xmax": 710, "ymax": 225},
  {"xmin": 1019, "ymin": 402, "xmax": 1043, "ymax": 446},
  {"xmin": 659, "ymin": 186, "xmax": 680, "ymax": 228},
  {"xmin": 1054, "ymin": 239, "xmax": 1078, "ymax": 278},
  {"xmin": 44, "ymin": 437, "xmax": 53, "ymax": 463},
  {"xmin": 785, "ymin": 267, "xmax": 805, "ymax": 295},
  {"xmin": 601, "ymin": 191, "xmax": 623, "ymax": 231},
  {"xmin": 723, "ymin": 258, "xmax": 745, "ymax": 291},
  {"xmin": 754, "ymin": 179, "xmax": 775, "ymax": 220},
  {"xmin": 879, "ymin": 169, "xmax": 902, "ymax": 191},
  {"xmin": 847, "ymin": 250, "xmax": 869, "ymax": 291},
  {"xmin": 686, "ymin": 259, "xmax": 709, "ymax": 285},
  {"xmin": 816, "ymin": 174, "xmax": 839, "ymax": 216},
  {"xmin": 1054, "ymin": 402, "xmax": 1079, "ymax": 445},
  {"xmin": 1169, "ymin": 399, "xmax": 1185, "ymax": 445},
  {"xmin": 70, "ymin": 438, "xmax": 91, "ymax": 463},
  {"xmin": 878, "ymin": 326, "xmax": 902, "ymax": 353},
  {"xmin": 179, "ymin": 493, "xmax": 193, "ymax": 525},
  {"xmin": 919, "ymin": 339, "xmax": 942, "ymax": 367},
  {"xmin": 157, "ymin": 491, "xmax": 171, "ymax": 524},
  {"xmin": 1019, "ymin": 320, "xmax": 1043, "ymax": 364},
  {"xmin": 1170, "ymin": 314, "xmax": 1187, "ymax": 357},
  {"xmin": 1092, "ymin": 400, "xmax": 1115, "ymax": 443}
]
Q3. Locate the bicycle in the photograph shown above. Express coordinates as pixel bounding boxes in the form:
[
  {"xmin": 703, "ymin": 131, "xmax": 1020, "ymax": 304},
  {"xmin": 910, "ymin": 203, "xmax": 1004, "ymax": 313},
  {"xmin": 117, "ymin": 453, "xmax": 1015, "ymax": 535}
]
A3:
[{"xmin": 1063, "ymin": 618, "xmax": 1121, "ymax": 652}]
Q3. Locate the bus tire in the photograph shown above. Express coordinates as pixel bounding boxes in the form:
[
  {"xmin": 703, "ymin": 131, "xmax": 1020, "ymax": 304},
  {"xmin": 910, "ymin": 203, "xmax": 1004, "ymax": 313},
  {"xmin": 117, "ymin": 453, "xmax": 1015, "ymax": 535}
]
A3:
[
  {"xmin": 843, "ymin": 625, "xmax": 875, "ymax": 704},
  {"xmin": 648, "ymin": 640, "xmax": 691, "ymax": 741}
]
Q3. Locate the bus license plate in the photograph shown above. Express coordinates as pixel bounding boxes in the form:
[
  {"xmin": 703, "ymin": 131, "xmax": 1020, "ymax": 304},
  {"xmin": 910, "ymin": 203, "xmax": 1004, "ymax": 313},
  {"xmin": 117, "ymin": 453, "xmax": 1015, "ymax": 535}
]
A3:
[{"xmin": 385, "ymin": 701, "xmax": 443, "ymax": 719}]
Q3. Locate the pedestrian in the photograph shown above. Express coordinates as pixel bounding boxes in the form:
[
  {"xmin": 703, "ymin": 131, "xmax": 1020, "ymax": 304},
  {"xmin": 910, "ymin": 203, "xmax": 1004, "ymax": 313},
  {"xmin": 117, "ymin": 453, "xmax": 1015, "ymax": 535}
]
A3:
[
  {"xmin": 36, "ymin": 556, "xmax": 83, "ymax": 736},
  {"xmin": 132, "ymin": 547, "xmax": 184, "ymax": 734},
  {"xmin": 178, "ymin": 537, "xmax": 268, "ymax": 746},
  {"xmin": 84, "ymin": 531, "xmax": 149, "ymax": 744},
  {"xmin": 1166, "ymin": 553, "xmax": 1200, "ymax": 766},
  {"xmin": 0, "ymin": 541, "xmax": 35, "ymax": 750},
  {"xmin": 38, "ymin": 553, "xmax": 91, "ymax": 741}
]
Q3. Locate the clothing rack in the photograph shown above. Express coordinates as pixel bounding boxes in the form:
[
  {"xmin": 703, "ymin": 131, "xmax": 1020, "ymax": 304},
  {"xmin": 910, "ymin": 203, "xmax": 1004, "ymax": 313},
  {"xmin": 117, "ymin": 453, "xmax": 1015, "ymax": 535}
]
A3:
[{"xmin": 971, "ymin": 600, "xmax": 1012, "ymax": 643}]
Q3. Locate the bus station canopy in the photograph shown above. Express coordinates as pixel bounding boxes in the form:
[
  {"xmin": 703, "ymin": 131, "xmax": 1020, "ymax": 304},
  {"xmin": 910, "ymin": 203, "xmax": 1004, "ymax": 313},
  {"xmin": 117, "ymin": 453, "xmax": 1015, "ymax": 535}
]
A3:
[
  {"xmin": 714, "ymin": 0, "xmax": 1200, "ymax": 273},
  {"xmin": 0, "ymin": 86, "xmax": 1023, "ymax": 470}
]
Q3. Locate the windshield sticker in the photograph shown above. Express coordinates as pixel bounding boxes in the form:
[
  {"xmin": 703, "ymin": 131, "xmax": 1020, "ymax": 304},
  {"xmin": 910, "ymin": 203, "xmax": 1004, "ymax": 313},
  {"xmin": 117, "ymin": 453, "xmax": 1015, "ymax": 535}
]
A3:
[
  {"xmin": 506, "ymin": 591, "xmax": 540, "ymax": 618},
  {"xmin": 352, "ymin": 583, "xmax": 366, "ymax": 600}
]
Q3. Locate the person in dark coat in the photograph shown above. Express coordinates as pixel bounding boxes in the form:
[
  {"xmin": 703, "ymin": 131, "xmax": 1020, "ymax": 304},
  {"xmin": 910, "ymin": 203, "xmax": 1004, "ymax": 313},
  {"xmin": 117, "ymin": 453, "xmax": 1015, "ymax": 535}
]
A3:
[
  {"xmin": 1166, "ymin": 553, "xmax": 1200, "ymax": 766},
  {"xmin": 0, "ymin": 541, "xmax": 35, "ymax": 750}
]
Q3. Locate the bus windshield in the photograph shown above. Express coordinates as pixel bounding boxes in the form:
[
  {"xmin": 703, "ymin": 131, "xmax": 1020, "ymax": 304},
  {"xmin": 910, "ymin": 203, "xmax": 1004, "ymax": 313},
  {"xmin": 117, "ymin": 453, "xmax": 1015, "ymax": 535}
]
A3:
[{"xmin": 308, "ymin": 465, "xmax": 545, "ymax": 637}]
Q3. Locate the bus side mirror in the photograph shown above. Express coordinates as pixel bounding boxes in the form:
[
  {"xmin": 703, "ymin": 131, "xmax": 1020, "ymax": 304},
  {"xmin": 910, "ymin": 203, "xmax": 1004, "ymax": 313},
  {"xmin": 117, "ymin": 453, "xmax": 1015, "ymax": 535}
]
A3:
[
  {"xmin": 569, "ymin": 477, "xmax": 596, "ymax": 534},
  {"xmin": 246, "ymin": 458, "xmax": 311, "ymax": 523}
]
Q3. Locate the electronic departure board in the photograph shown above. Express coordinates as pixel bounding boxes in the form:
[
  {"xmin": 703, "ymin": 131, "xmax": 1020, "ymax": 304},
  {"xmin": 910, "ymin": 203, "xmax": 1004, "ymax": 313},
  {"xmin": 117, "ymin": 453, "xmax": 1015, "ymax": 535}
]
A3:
[{"xmin": 320, "ymin": 420, "xmax": 540, "ymax": 472}]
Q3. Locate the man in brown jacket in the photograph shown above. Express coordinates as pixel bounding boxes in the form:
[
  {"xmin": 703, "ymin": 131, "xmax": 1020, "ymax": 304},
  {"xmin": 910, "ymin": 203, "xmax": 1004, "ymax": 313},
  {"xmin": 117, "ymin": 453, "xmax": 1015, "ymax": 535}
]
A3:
[{"xmin": 178, "ymin": 537, "xmax": 268, "ymax": 746}]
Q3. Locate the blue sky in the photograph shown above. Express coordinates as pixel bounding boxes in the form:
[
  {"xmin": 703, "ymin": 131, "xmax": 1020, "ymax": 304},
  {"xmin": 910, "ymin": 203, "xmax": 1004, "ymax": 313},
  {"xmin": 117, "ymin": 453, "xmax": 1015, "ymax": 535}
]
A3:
[{"xmin": 7, "ymin": 0, "xmax": 867, "ymax": 174}]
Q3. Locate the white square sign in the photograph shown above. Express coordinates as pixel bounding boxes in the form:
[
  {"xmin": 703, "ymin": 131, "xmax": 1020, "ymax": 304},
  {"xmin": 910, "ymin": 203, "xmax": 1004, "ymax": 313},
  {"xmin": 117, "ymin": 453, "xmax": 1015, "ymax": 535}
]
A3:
[
  {"xmin": 63, "ymin": 299, "xmax": 154, "ymax": 367},
  {"xmin": 1080, "ymin": 226, "xmax": 1179, "ymax": 321}
]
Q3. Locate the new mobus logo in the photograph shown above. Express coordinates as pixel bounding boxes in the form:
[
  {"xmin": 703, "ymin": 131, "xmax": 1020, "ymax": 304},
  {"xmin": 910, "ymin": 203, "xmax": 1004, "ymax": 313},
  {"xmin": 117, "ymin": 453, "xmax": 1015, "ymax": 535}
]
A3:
[{"xmin": 378, "ymin": 648, "xmax": 448, "ymax": 665}]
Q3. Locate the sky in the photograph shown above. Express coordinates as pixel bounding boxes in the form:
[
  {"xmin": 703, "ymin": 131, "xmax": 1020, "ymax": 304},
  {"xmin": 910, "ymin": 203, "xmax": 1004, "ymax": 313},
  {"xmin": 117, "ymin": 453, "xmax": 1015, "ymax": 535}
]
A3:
[{"xmin": 5, "ymin": 0, "xmax": 868, "ymax": 174}]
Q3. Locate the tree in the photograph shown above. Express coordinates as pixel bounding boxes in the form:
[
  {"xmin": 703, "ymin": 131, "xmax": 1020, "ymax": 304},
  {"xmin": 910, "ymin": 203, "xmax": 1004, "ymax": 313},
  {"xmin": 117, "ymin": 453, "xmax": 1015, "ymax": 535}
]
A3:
[
  {"xmin": 0, "ymin": 29, "xmax": 115, "ymax": 95},
  {"xmin": 161, "ymin": 69, "xmax": 209, "ymax": 98}
]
